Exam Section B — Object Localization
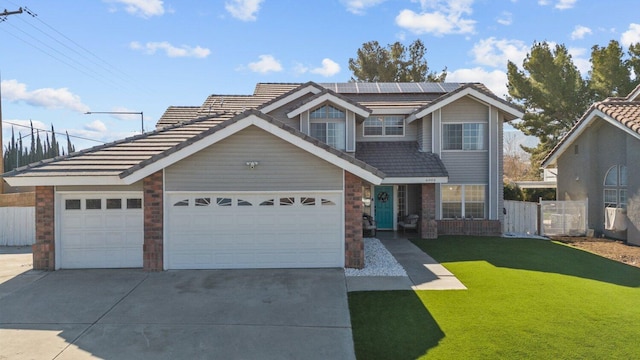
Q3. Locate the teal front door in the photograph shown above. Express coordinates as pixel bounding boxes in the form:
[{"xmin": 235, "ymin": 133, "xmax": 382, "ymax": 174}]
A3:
[{"xmin": 374, "ymin": 186, "xmax": 394, "ymax": 229}]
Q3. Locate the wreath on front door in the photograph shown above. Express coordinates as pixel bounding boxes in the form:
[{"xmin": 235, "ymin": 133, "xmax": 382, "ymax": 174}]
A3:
[{"xmin": 377, "ymin": 191, "xmax": 389, "ymax": 203}]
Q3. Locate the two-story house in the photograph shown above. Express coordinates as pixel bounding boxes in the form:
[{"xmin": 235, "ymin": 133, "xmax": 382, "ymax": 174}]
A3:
[{"xmin": 3, "ymin": 82, "xmax": 523, "ymax": 271}]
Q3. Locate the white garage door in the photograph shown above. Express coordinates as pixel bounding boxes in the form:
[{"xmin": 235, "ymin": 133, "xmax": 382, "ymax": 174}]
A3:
[
  {"xmin": 167, "ymin": 192, "xmax": 343, "ymax": 269},
  {"xmin": 59, "ymin": 193, "xmax": 143, "ymax": 269}
]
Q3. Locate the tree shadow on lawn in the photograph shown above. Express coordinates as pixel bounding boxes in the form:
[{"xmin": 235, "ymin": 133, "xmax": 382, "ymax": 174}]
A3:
[
  {"xmin": 412, "ymin": 236, "xmax": 640, "ymax": 288},
  {"xmin": 348, "ymin": 290, "xmax": 444, "ymax": 360}
]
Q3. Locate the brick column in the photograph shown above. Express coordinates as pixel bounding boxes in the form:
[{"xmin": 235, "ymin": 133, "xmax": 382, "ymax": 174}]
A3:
[
  {"xmin": 33, "ymin": 186, "xmax": 55, "ymax": 270},
  {"xmin": 344, "ymin": 171, "xmax": 364, "ymax": 269},
  {"xmin": 143, "ymin": 171, "xmax": 164, "ymax": 271},
  {"xmin": 421, "ymin": 183, "xmax": 437, "ymax": 239}
]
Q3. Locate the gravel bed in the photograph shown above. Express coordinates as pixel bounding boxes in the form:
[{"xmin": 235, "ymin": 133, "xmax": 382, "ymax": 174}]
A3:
[{"xmin": 344, "ymin": 238, "xmax": 407, "ymax": 277}]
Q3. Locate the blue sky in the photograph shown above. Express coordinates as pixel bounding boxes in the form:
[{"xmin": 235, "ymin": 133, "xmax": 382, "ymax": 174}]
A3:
[{"xmin": 1, "ymin": 0, "xmax": 640, "ymax": 152}]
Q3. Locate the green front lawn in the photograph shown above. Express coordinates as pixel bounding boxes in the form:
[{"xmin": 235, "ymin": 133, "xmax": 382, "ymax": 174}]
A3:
[{"xmin": 349, "ymin": 236, "xmax": 640, "ymax": 359}]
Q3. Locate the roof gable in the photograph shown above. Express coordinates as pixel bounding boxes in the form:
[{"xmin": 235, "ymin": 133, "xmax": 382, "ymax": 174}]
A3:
[
  {"xmin": 124, "ymin": 110, "xmax": 384, "ymax": 185},
  {"xmin": 406, "ymin": 84, "xmax": 523, "ymax": 123},
  {"xmin": 542, "ymin": 100, "xmax": 640, "ymax": 167},
  {"xmin": 286, "ymin": 89, "xmax": 371, "ymax": 118}
]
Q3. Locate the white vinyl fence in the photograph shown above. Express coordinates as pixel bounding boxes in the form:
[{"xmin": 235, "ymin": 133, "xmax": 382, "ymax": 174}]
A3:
[
  {"xmin": 0, "ymin": 207, "xmax": 35, "ymax": 246},
  {"xmin": 540, "ymin": 199, "xmax": 588, "ymax": 236},
  {"xmin": 504, "ymin": 200, "xmax": 539, "ymax": 236},
  {"xmin": 503, "ymin": 199, "xmax": 588, "ymax": 237}
]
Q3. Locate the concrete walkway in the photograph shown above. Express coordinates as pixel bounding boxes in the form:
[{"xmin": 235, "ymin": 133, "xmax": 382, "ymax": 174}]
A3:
[{"xmin": 346, "ymin": 232, "xmax": 466, "ymax": 292}]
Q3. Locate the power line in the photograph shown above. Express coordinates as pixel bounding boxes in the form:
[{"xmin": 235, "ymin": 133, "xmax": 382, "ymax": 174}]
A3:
[
  {"xmin": 0, "ymin": 2, "xmax": 157, "ymax": 97},
  {"xmin": 3, "ymin": 120, "xmax": 106, "ymax": 144}
]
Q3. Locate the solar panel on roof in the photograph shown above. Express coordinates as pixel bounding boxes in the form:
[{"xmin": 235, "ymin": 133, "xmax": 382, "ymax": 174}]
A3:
[
  {"xmin": 378, "ymin": 83, "xmax": 402, "ymax": 93},
  {"xmin": 356, "ymin": 83, "xmax": 380, "ymax": 93},
  {"xmin": 336, "ymin": 82, "xmax": 357, "ymax": 93},
  {"xmin": 396, "ymin": 83, "xmax": 421, "ymax": 93}
]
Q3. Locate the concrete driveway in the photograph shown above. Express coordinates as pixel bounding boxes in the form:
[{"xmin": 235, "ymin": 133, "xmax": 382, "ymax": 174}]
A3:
[{"xmin": 0, "ymin": 252, "xmax": 355, "ymax": 359}]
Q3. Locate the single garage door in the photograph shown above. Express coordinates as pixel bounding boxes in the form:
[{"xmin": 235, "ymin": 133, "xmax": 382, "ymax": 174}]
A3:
[
  {"xmin": 59, "ymin": 193, "xmax": 143, "ymax": 269},
  {"xmin": 167, "ymin": 192, "xmax": 343, "ymax": 269}
]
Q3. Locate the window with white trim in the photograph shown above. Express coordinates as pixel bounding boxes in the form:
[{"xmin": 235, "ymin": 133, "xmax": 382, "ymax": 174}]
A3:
[
  {"xmin": 309, "ymin": 105, "xmax": 346, "ymax": 150},
  {"xmin": 443, "ymin": 123, "xmax": 486, "ymax": 150},
  {"xmin": 604, "ymin": 165, "xmax": 627, "ymax": 208},
  {"xmin": 441, "ymin": 185, "xmax": 486, "ymax": 219},
  {"xmin": 363, "ymin": 116, "xmax": 405, "ymax": 136}
]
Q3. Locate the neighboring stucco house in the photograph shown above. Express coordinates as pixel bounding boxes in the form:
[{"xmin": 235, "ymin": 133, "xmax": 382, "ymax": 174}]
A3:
[
  {"xmin": 542, "ymin": 85, "xmax": 640, "ymax": 245},
  {"xmin": 3, "ymin": 82, "xmax": 522, "ymax": 271}
]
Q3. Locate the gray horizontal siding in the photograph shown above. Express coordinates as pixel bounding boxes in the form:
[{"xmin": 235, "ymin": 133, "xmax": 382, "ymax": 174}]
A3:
[
  {"xmin": 441, "ymin": 96, "xmax": 488, "ymax": 123},
  {"xmin": 441, "ymin": 152, "xmax": 488, "ymax": 183},
  {"xmin": 165, "ymin": 125, "xmax": 343, "ymax": 191}
]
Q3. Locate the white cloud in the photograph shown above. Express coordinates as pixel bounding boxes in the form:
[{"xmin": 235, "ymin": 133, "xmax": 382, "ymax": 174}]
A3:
[
  {"xmin": 447, "ymin": 67, "xmax": 509, "ymax": 98},
  {"xmin": 84, "ymin": 120, "xmax": 108, "ymax": 133},
  {"xmin": 568, "ymin": 47, "xmax": 590, "ymax": 76},
  {"xmin": 571, "ymin": 25, "xmax": 592, "ymax": 40},
  {"xmin": 395, "ymin": 0, "xmax": 476, "ymax": 36},
  {"xmin": 471, "ymin": 37, "xmax": 528, "ymax": 68},
  {"xmin": 225, "ymin": 0, "xmax": 264, "ymax": 21},
  {"xmin": 1, "ymin": 79, "xmax": 90, "ymax": 113},
  {"xmin": 310, "ymin": 59, "xmax": 341, "ymax": 77},
  {"xmin": 497, "ymin": 11, "xmax": 512, "ymax": 26},
  {"xmin": 341, "ymin": 0, "xmax": 386, "ymax": 15},
  {"xmin": 106, "ymin": 0, "xmax": 165, "ymax": 18},
  {"xmin": 538, "ymin": 0, "xmax": 576, "ymax": 10},
  {"xmin": 555, "ymin": 0, "xmax": 576, "ymax": 10},
  {"xmin": 293, "ymin": 63, "xmax": 309, "ymax": 75},
  {"xmin": 621, "ymin": 23, "xmax": 640, "ymax": 47},
  {"xmin": 129, "ymin": 41, "xmax": 211, "ymax": 58},
  {"xmin": 247, "ymin": 55, "xmax": 283, "ymax": 73}
]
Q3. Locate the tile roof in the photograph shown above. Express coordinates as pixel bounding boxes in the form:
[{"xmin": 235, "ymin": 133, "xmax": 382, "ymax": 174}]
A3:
[
  {"xmin": 354, "ymin": 141, "xmax": 448, "ymax": 178},
  {"xmin": 541, "ymin": 99, "xmax": 640, "ymax": 166},
  {"xmin": 595, "ymin": 100, "xmax": 640, "ymax": 134},
  {"xmin": 4, "ymin": 112, "xmax": 234, "ymax": 179},
  {"xmin": 4, "ymin": 110, "xmax": 385, "ymax": 182},
  {"xmin": 156, "ymin": 106, "xmax": 200, "ymax": 129}
]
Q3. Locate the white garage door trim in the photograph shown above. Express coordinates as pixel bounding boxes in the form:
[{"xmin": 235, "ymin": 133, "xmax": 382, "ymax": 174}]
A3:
[
  {"xmin": 56, "ymin": 192, "xmax": 144, "ymax": 269},
  {"xmin": 164, "ymin": 191, "xmax": 344, "ymax": 270}
]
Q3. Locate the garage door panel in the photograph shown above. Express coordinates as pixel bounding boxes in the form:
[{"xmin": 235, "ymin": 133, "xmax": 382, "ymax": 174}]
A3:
[{"xmin": 167, "ymin": 192, "xmax": 342, "ymax": 269}]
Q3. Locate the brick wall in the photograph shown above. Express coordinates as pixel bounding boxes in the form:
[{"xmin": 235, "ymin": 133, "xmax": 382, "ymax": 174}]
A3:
[
  {"xmin": 437, "ymin": 219, "xmax": 502, "ymax": 236},
  {"xmin": 33, "ymin": 186, "xmax": 55, "ymax": 270},
  {"xmin": 420, "ymin": 183, "xmax": 437, "ymax": 239},
  {"xmin": 0, "ymin": 192, "xmax": 35, "ymax": 207},
  {"xmin": 344, "ymin": 171, "xmax": 364, "ymax": 269},
  {"xmin": 143, "ymin": 171, "xmax": 164, "ymax": 271}
]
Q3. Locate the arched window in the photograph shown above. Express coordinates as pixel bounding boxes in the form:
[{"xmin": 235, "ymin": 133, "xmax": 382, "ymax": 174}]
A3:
[
  {"xmin": 603, "ymin": 165, "xmax": 627, "ymax": 208},
  {"xmin": 309, "ymin": 104, "xmax": 346, "ymax": 150}
]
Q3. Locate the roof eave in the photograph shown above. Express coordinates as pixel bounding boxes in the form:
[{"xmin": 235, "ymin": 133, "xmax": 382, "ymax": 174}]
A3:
[
  {"xmin": 408, "ymin": 87, "xmax": 523, "ymax": 123},
  {"xmin": 381, "ymin": 176, "xmax": 448, "ymax": 184},
  {"xmin": 3, "ymin": 175, "xmax": 126, "ymax": 187}
]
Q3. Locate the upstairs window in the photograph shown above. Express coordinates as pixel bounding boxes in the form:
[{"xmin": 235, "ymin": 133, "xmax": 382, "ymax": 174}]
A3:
[
  {"xmin": 364, "ymin": 116, "xmax": 405, "ymax": 136},
  {"xmin": 443, "ymin": 123, "xmax": 486, "ymax": 150},
  {"xmin": 309, "ymin": 104, "xmax": 346, "ymax": 150}
]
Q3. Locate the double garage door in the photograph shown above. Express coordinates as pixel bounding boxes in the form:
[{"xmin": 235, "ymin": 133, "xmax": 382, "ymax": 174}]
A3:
[
  {"xmin": 58, "ymin": 192, "xmax": 343, "ymax": 269},
  {"xmin": 166, "ymin": 192, "xmax": 343, "ymax": 269}
]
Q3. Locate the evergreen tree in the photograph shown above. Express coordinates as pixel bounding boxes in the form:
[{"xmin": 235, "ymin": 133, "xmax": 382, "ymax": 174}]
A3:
[{"xmin": 349, "ymin": 39, "xmax": 446, "ymax": 82}]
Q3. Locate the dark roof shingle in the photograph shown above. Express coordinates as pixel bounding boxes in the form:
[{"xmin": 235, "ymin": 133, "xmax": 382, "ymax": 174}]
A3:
[{"xmin": 354, "ymin": 141, "xmax": 448, "ymax": 178}]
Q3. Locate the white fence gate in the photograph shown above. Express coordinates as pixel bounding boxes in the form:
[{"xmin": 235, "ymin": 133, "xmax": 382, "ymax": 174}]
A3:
[
  {"xmin": 504, "ymin": 200, "xmax": 539, "ymax": 236},
  {"xmin": 0, "ymin": 207, "xmax": 35, "ymax": 246},
  {"xmin": 540, "ymin": 199, "xmax": 588, "ymax": 236}
]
